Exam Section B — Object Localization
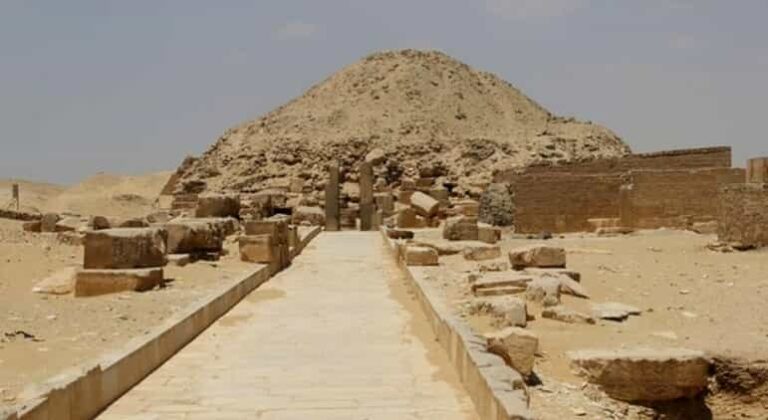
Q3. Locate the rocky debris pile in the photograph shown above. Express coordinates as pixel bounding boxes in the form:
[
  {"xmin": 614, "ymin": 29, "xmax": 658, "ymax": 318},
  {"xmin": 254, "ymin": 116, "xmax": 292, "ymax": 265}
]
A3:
[{"xmin": 170, "ymin": 49, "xmax": 629, "ymax": 200}]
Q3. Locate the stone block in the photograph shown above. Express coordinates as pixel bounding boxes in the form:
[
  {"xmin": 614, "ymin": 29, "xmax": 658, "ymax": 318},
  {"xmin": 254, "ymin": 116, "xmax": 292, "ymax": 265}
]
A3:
[
  {"xmin": 165, "ymin": 219, "xmax": 225, "ymax": 254},
  {"xmin": 41, "ymin": 212, "xmax": 61, "ymax": 232},
  {"xmin": 453, "ymin": 199, "xmax": 479, "ymax": 217},
  {"xmin": 471, "ymin": 297, "xmax": 528, "ymax": 327},
  {"xmin": 443, "ymin": 216, "xmax": 479, "ymax": 241},
  {"xmin": 239, "ymin": 235, "xmax": 275, "ymax": 263},
  {"xmin": 244, "ymin": 219, "xmax": 288, "ymax": 244},
  {"xmin": 167, "ymin": 254, "xmax": 191, "ymax": 267},
  {"xmin": 568, "ymin": 348, "xmax": 710, "ymax": 401},
  {"xmin": 195, "ymin": 193, "xmax": 240, "ymax": 218},
  {"xmin": 747, "ymin": 157, "xmax": 768, "ymax": 183},
  {"xmin": 386, "ymin": 229, "xmax": 414, "ymax": 240},
  {"xmin": 485, "ymin": 327, "xmax": 539, "ymax": 378},
  {"xmin": 410, "ymin": 191, "xmax": 439, "ymax": 217},
  {"xmin": 398, "ymin": 190, "xmax": 415, "ymax": 205},
  {"xmin": 88, "ymin": 215, "xmax": 111, "ymax": 230},
  {"xmin": 74, "ymin": 268, "xmax": 164, "ymax": 297},
  {"xmin": 22, "ymin": 220, "xmax": 41, "ymax": 232},
  {"xmin": 542, "ymin": 306, "xmax": 595, "ymax": 324},
  {"xmin": 462, "ymin": 244, "xmax": 502, "ymax": 261},
  {"xmin": 84, "ymin": 228, "xmax": 167, "ymax": 269},
  {"xmin": 477, "ymin": 223, "xmax": 501, "ymax": 244},
  {"xmin": 404, "ymin": 246, "xmax": 439, "ymax": 266},
  {"xmin": 428, "ymin": 187, "xmax": 450, "ymax": 207},
  {"xmin": 509, "ymin": 245, "xmax": 566, "ymax": 269},
  {"xmin": 396, "ymin": 208, "xmax": 427, "ymax": 229},
  {"xmin": 32, "ymin": 267, "xmax": 77, "ymax": 295},
  {"xmin": 525, "ymin": 276, "xmax": 562, "ymax": 307},
  {"xmin": 292, "ymin": 206, "xmax": 325, "ymax": 226}
]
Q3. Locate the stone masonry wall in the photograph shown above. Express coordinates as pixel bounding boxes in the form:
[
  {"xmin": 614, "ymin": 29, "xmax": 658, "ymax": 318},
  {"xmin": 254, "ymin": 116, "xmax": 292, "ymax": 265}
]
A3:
[
  {"xmin": 495, "ymin": 146, "xmax": 732, "ymax": 180},
  {"xmin": 718, "ymin": 183, "xmax": 768, "ymax": 248},
  {"xmin": 621, "ymin": 168, "xmax": 746, "ymax": 229},
  {"xmin": 509, "ymin": 173, "xmax": 625, "ymax": 233}
]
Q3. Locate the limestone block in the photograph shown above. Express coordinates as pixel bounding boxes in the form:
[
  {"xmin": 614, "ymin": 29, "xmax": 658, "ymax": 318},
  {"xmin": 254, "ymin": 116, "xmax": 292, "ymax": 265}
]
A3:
[
  {"xmin": 485, "ymin": 327, "xmax": 539, "ymax": 378},
  {"xmin": 471, "ymin": 297, "xmax": 528, "ymax": 327},
  {"xmin": 292, "ymin": 206, "xmax": 325, "ymax": 226},
  {"xmin": 22, "ymin": 221, "xmax": 41, "ymax": 232},
  {"xmin": 244, "ymin": 219, "xmax": 288, "ymax": 244},
  {"xmin": 195, "ymin": 193, "xmax": 241, "ymax": 218},
  {"xmin": 109, "ymin": 217, "xmax": 151, "ymax": 228},
  {"xmin": 525, "ymin": 277, "xmax": 562, "ymax": 307},
  {"xmin": 592, "ymin": 302, "xmax": 642, "ymax": 321},
  {"xmin": 32, "ymin": 267, "xmax": 77, "ymax": 295},
  {"xmin": 442, "ymin": 216, "xmax": 479, "ymax": 241},
  {"xmin": 84, "ymin": 228, "xmax": 167, "ymax": 269},
  {"xmin": 396, "ymin": 208, "xmax": 427, "ymax": 229},
  {"xmin": 462, "ymin": 244, "xmax": 502, "ymax": 261},
  {"xmin": 74, "ymin": 268, "xmax": 164, "ymax": 297},
  {"xmin": 239, "ymin": 235, "xmax": 275, "ymax": 263},
  {"xmin": 55, "ymin": 216, "xmax": 85, "ymax": 232},
  {"xmin": 568, "ymin": 348, "xmax": 710, "ymax": 401},
  {"xmin": 165, "ymin": 219, "xmax": 225, "ymax": 254},
  {"xmin": 41, "ymin": 212, "xmax": 61, "ymax": 232},
  {"xmin": 428, "ymin": 187, "xmax": 450, "ymax": 207},
  {"xmin": 477, "ymin": 223, "xmax": 501, "ymax": 244},
  {"xmin": 410, "ymin": 191, "xmax": 439, "ymax": 217},
  {"xmin": 453, "ymin": 199, "xmax": 479, "ymax": 217},
  {"xmin": 404, "ymin": 246, "xmax": 439, "ymax": 266},
  {"xmin": 747, "ymin": 157, "xmax": 768, "ymax": 183},
  {"xmin": 509, "ymin": 245, "xmax": 566, "ymax": 269},
  {"xmin": 542, "ymin": 306, "xmax": 595, "ymax": 324},
  {"xmin": 398, "ymin": 190, "xmax": 414, "ymax": 205}
]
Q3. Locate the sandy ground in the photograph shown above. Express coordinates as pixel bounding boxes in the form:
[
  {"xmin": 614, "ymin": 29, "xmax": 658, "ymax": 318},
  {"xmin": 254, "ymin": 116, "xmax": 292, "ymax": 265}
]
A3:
[
  {"xmin": 0, "ymin": 219, "xmax": 255, "ymax": 409},
  {"xmin": 1, "ymin": 171, "xmax": 171, "ymax": 218},
  {"xmin": 410, "ymin": 228, "xmax": 768, "ymax": 419}
]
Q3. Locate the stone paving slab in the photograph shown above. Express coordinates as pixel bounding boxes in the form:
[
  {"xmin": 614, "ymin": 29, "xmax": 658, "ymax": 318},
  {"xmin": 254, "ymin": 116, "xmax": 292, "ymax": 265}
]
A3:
[{"xmin": 99, "ymin": 232, "xmax": 478, "ymax": 419}]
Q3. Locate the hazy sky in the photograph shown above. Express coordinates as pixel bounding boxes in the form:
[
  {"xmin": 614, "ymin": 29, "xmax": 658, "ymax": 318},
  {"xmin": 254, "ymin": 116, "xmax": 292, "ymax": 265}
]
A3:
[{"xmin": 1, "ymin": 1, "xmax": 767, "ymax": 184}]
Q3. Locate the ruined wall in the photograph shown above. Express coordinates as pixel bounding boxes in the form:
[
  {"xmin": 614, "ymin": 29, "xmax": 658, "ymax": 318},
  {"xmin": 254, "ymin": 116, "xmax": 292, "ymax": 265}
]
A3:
[
  {"xmin": 621, "ymin": 168, "xmax": 745, "ymax": 229},
  {"xmin": 718, "ymin": 183, "xmax": 768, "ymax": 248},
  {"xmin": 495, "ymin": 146, "xmax": 732, "ymax": 180},
  {"xmin": 509, "ymin": 173, "xmax": 625, "ymax": 233}
]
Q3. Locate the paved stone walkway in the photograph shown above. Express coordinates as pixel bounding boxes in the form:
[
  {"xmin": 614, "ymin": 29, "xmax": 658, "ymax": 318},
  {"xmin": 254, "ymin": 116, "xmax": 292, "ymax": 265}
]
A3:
[{"xmin": 100, "ymin": 232, "xmax": 478, "ymax": 419}]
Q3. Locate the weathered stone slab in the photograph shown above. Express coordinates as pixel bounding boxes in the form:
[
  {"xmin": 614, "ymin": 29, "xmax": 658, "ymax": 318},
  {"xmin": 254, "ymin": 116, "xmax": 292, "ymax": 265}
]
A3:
[
  {"xmin": 396, "ymin": 208, "xmax": 427, "ymax": 229},
  {"xmin": 523, "ymin": 268, "xmax": 581, "ymax": 282},
  {"xmin": 404, "ymin": 246, "xmax": 439, "ymax": 266},
  {"xmin": 74, "ymin": 268, "xmax": 164, "ymax": 297},
  {"xmin": 592, "ymin": 302, "xmax": 642, "ymax": 321},
  {"xmin": 525, "ymin": 277, "xmax": 561, "ymax": 307},
  {"xmin": 195, "ymin": 193, "xmax": 240, "ymax": 218},
  {"xmin": 485, "ymin": 327, "xmax": 539, "ymax": 378},
  {"xmin": 443, "ymin": 215, "xmax": 479, "ymax": 241},
  {"xmin": 509, "ymin": 245, "xmax": 566, "ymax": 269},
  {"xmin": 165, "ymin": 219, "xmax": 224, "ymax": 254},
  {"xmin": 477, "ymin": 223, "xmax": 501, "ymax": 244},
  {"xmin": 568, "ymin": 348, "xmax": 710, "ymax": 401},
  {"xmin": 542, "ymin": 306, "xmax": 595, "ymax": 324},
  {"xmin": 470, "ymin": 297, "xmax": 528, "ymax": 327},
  {"xmin": 84, "ymin": 228, "xmax": 167, "ymax": 269},
  {"xmin": 462, "ymin": 244, "xmax": 502, "ymax": 261},
  {"xmin": 410, "ymin": 191, "xmax": 439, "ymax": 217},
  {"xmin": 453, "ymin": 199, "xmax": 479, "ymax": 217},
  {"xmin": 239, "ymin": 234, "xmax": 275, "ymax": 263},
  {"xmin": 32, "ymin": 267, "xmax": 77, "ymax": 295}
]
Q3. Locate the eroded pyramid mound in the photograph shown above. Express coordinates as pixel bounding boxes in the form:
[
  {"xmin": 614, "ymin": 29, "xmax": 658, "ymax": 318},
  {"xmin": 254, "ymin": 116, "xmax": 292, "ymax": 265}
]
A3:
[{"xmin": 172, "ymin": 49, "xmax": 630, "ymax": 196}]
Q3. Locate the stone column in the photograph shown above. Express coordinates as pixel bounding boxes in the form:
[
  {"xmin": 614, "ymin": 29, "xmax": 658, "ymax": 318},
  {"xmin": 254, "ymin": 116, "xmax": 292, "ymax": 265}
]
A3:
[
  {"xmin": 359, "ymin": 161, "xmax": 375, "ymax": 231},
  {"xmin": 747, "ymin": 157, "xmax": 768, "ymax": 184},
  {"xmin": 12, "ymin": 183, "xmax": 19, "ymax": 211},
  {"xmin": 325, "ymin": 161, "xmax": 341, "ymax": 231}
]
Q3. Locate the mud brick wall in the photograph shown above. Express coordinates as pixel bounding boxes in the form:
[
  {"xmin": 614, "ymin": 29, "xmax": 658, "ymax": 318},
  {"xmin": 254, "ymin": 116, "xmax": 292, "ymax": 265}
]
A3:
[
  {"xmin": 621, "ymin": 168, "xmax": 746, "ymax": 229},
  {"xmin": 509, "ymin": 173, "xmax": 625, "ymax": 233},
  {"xmin": 495, "ymin": 146, "xmax": 733, "ymax": 180},
  {"xmin": 718, "ymin": 183, "xmax": 768, "ymax": 247}
]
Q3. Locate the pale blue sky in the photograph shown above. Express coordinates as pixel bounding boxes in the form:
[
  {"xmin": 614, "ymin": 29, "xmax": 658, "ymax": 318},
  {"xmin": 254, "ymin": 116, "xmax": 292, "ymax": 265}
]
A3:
[{"xmin": 1, "ymin": 1, "xmax": 766, "ymax": 184}]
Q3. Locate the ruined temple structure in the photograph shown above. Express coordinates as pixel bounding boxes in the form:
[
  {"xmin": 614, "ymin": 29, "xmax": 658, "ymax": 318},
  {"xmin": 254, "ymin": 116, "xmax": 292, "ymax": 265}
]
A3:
[
  {"xmin": 494, "ymin": 146, "xmax": 747, "ymax": 234},
  {"xmin": 717, "ymin": 156, "xmax": 768, "ymax": 249}
]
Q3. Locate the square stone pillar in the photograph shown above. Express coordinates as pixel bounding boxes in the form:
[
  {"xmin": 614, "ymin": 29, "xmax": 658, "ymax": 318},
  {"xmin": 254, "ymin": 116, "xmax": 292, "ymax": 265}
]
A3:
[
  {"xmin": 12, "ymin": 183, "xmax": 19, "ymax": 211},
  {"xmin": 747, "ymin": 157, "xmax": 768, "ymax": 183},
  {"xmin": 359, "ymin": 161, "xmax": 375, "ymax": 231},
  {"xmin": 325, "ymin": 161, "xmax": 341, "ymax": 231}
]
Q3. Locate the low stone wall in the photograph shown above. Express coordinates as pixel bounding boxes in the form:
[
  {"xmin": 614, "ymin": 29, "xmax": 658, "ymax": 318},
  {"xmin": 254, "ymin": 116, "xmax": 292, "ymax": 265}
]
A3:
[
  {"xmin": 718, "ymin": 183, "xmax": 768, "ymax": 248},
  {"xmin": 7, "ymin": 227, "xmax": 321, "ymax": 420},
  {"xmin": 0, "ymin": 209, "xmax": 41, "ymax": 222},
  {"xmin": 381, "ymin": 231, "xmax": 534, "ymax": 420}
]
